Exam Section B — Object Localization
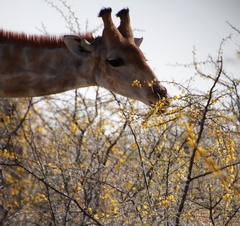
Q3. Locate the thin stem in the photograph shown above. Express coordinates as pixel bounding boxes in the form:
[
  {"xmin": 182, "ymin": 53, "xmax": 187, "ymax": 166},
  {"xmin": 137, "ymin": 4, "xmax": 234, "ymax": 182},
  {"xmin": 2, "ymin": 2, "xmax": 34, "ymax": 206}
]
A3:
[{"xmin": 175, "ymin": 57, "xmax": 223, "ymax": 225}]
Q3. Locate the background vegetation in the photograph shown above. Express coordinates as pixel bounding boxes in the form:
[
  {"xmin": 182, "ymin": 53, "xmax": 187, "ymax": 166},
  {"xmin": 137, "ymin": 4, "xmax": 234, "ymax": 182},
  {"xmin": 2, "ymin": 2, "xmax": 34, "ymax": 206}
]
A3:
[{"xmin": 0, "ymin": 1, "xmax": 239, "ymax": 225}]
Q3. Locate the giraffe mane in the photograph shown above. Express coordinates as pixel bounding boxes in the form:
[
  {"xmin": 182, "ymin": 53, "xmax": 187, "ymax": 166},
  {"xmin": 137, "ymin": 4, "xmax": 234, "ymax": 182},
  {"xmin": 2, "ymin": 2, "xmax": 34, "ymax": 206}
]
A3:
[{"xmin": 0, "ymin": 29, "xmax": 93, "ymax": 49}]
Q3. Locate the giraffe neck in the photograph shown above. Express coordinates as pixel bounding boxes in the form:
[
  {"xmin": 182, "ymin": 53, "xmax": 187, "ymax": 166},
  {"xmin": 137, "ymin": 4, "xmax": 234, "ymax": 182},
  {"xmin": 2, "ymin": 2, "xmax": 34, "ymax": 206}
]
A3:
[{"xmin": 0, "ymin": 43, "xmax": 97, "ymax": 97}]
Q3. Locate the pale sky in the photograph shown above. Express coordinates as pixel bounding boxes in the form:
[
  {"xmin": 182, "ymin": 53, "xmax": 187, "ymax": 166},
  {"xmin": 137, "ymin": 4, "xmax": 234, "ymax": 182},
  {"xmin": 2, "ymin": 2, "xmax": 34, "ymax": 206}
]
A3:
[{"xmin": 1, "ymin": 0, "xmax": 239, "ymax": 95}]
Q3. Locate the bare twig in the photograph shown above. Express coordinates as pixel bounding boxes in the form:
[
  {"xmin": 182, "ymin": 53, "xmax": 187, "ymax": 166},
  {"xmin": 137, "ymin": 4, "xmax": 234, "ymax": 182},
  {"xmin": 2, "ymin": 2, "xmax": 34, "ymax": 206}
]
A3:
[{"xmin": 175, "ymin": 57, "xmax": 223, "ymax": 225}]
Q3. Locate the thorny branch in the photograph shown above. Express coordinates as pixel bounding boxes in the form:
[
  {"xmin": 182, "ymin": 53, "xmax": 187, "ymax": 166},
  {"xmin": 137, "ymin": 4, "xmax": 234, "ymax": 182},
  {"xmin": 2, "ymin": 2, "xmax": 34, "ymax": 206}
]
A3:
[
  {"xmin": 1, "ymin": 99, "xmax": 32, "ymax": 151},
  {"xmin": 110, "ymin": 92, "xmax": 154, "ymax": 208},
  {"xmin": 175, "ymin": 57, "xmax": 223, "ymax": 225},
  {"xmin": 14, "ymin": 161, "xmax": 102, "ymax": 225}
]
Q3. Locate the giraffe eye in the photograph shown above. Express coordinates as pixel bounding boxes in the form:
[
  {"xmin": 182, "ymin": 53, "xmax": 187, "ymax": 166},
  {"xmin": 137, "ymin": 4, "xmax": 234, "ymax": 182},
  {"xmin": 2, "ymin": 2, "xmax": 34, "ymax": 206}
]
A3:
[{"xmin": 107, "ymin": 58, "xmax": 125, "ymax": 67}]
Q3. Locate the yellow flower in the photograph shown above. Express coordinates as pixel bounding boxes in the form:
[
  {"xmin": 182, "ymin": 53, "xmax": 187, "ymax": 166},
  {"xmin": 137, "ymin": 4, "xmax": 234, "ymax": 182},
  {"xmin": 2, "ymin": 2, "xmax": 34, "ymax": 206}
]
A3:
[
  {"xmin": 187, "ymin": 137, "xmax": 195, "ymax": 148},
  {"xmin": 113, "ymin": 208, "xmax": 118, "ymax": 215},
  {"xmin": 71, "ymin": 123, "xmax": 77, "ymax": 133},
  {"xmin": 143, "ymin": 204, "xmax": 148, "ymax": 209},
  {"xmin": 37, "ymin": 127, "xmax": 43, "ymax": 133},
  {"xmin": 88, "ymin": 207, "xmax": 92, "ymax": 212},
  {"xmin": 94, "ymin": 214, "xmax": 99, "ymax": 219},
  {"xmin": 132, "ymin": 79, "xmax": 142, "ymax": 87},
  {"xmin": 131, "ymin": 143, "xmax": 138, "ymax": 149}
]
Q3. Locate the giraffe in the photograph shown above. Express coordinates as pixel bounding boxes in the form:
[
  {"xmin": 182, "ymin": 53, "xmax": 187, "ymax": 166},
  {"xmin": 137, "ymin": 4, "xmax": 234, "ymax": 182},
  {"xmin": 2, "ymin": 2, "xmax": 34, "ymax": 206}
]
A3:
[{"xmin": 0, "ymin": 8, "xmax": 170, "ymax": 111}]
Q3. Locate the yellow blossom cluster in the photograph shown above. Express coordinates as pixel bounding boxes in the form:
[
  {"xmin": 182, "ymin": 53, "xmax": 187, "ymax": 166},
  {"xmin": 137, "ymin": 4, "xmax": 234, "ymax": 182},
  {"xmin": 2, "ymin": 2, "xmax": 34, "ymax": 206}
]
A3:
[{"xmin": 131, "ymin": 79, "xmax": 142, "ymax": 87}]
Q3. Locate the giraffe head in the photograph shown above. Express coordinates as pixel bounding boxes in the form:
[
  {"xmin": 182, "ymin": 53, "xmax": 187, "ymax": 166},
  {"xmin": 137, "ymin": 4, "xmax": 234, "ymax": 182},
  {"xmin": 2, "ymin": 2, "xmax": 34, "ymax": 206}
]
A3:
[{"xmin": 64, "ymin": 8, "xmax": 170, "ymax": 111}]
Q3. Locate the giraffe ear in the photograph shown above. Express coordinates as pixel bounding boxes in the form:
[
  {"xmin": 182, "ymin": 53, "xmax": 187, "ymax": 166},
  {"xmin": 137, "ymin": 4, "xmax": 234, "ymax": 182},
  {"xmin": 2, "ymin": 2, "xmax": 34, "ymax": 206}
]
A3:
[
  {"xmin": 134, "ymin": 37, "xmax": 143, "ymax": 47},
  {"xmin": 63, "ymin": 35, "xmax": 93, "ymax": 57}
]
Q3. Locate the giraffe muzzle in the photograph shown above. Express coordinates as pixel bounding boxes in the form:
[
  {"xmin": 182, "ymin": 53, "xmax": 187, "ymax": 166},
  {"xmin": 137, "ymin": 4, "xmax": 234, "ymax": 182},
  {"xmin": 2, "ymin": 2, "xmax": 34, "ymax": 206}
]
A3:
[
  {"xmin": 149, "ymin": 81, "xmax": 171, "ymax": 112},
  {"xmin": 151, "ymin": 81, "xmax": 168, "ymax": 100}
]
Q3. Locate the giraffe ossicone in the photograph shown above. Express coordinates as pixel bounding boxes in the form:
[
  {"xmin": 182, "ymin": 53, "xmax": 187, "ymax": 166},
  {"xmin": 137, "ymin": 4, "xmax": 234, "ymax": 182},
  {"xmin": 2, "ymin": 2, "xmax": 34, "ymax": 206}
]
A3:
[{"xmin": 0, "ymin": 7, "xmax": 170, "ymax": 112}]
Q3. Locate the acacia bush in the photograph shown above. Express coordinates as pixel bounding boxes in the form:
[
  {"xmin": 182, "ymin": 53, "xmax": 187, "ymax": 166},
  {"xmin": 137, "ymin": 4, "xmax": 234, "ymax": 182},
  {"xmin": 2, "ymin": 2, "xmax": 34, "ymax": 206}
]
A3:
[
  {"xmin": 1, "ymin": 1, "xmax": 240, "ymax": 224},
  {"xmin": 1, "ymin": 35, "xmax": 240, "ymax": 225}
]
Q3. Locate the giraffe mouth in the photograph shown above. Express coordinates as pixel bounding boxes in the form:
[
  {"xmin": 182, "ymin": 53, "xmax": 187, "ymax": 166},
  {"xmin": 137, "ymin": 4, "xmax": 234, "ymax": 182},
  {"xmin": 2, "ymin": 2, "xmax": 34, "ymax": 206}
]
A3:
[
  {"xmin": 149, "ymin": 81, "xmax": 170, "ymax": 109},
  {"xmin": 151, "ymin": 81, "xmax": 168, "ymax": 99}
]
